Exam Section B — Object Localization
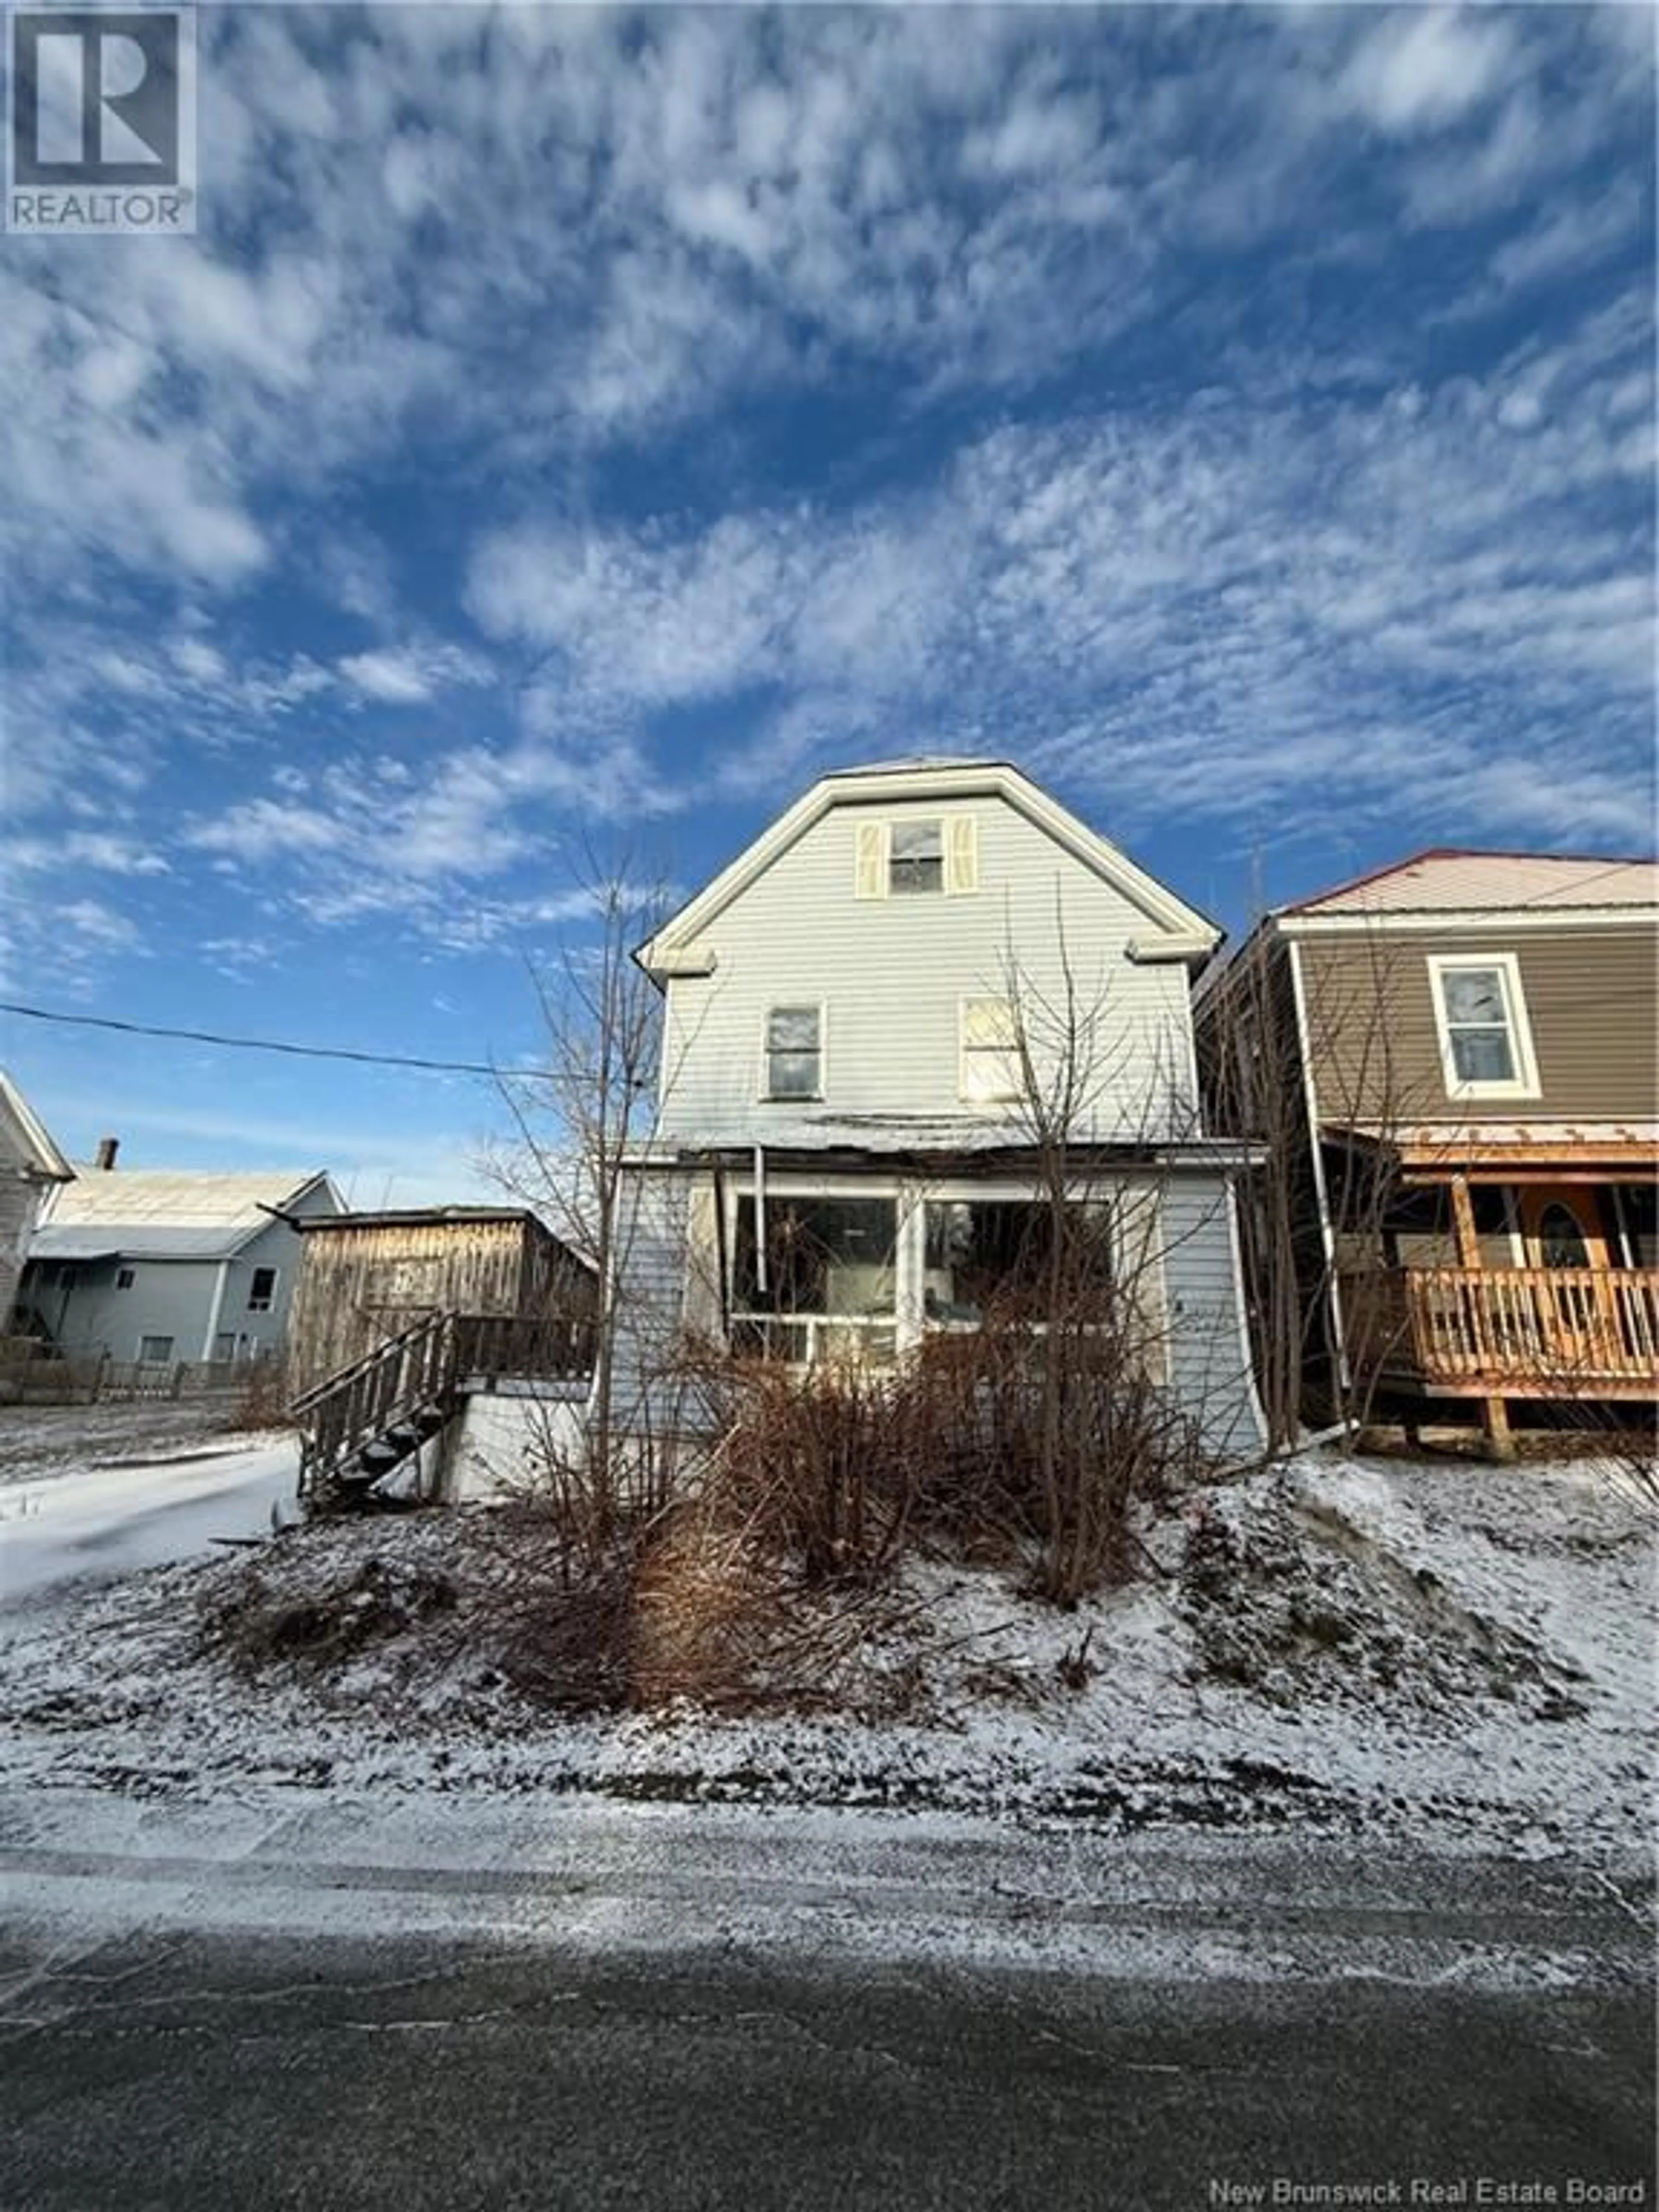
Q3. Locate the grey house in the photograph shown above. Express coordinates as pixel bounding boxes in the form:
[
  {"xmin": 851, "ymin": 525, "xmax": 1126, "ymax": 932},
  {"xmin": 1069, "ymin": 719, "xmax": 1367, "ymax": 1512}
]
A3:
[
  {"xmin": 614, "ymin": 759, "xmax": 1267, "ymax": 1459},
  {"xmin": 0, "ymin": 1072, "xmax": 74, "ymax": 1335},
  {"xmin": 20, "ymin": 1150, "xmax": 343, "ymax": 1367}
]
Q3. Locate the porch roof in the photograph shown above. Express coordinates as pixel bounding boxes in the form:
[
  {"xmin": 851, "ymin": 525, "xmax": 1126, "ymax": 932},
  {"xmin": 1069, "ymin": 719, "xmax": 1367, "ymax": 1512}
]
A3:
[
  {"xmin": 625, "ymin": 1133, "xmax": 1265, "ymax": 1175},
  {"xmin": 1324, "ymin": 1119, "xmax": 1659, "ymax": 1181}
]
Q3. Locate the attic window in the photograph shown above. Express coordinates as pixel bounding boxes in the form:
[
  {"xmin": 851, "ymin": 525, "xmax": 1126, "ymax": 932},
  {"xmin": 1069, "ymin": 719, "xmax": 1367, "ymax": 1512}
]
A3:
[
  {"xmin": 855, "ymin": 815, "xmax": 979, "ymax": 899},
  {"xmin": 247, "ymin": 1266, "xmax": 279, "ymax": 1313},
  {"xmin": 890, "ymin": 820, "xmax": 944, "ymax": 895}
]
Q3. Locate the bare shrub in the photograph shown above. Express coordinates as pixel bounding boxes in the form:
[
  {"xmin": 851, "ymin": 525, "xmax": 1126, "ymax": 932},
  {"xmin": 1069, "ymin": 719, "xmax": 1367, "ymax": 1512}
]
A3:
[{"xmin": 669, "ymin": 1276, "xmax": 1207, "ymax": 1614}]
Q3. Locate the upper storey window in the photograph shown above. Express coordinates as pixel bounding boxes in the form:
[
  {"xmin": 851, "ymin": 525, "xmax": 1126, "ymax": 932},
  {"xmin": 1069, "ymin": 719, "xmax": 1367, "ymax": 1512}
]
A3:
[
  {"xmin": 764, "ymin": 1005, "xmax": 823, "ymax": 1100},
  {"xmin": 1427, "ymin": 955, "xmax": 1540, "ymax": 1100},
  {"xmin": 891, "ymin": 820, "xmax": 943, "ymax": 895},
  {"xmin": 854, "ymin": 814, "xmax": 979, "ymax": 899}
]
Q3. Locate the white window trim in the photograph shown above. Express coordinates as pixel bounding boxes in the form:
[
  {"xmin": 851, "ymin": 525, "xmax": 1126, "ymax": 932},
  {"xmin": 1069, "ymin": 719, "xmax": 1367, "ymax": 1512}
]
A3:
[
  {"xmin": 718, "ymin": 1174, "xmax": 1166, "ymax": 1370},
  {"xmin": 759, "ymin": 1001, "xmax": 826, "ymax": 1103},
  {"xmin": 246, "ymin": 1265, "xmax": 280, "ymax": 1313},
  {"xmin": 1426, "ymin": 952, "xmax": 1541, "ymax": 1102},
  {"xmin": 957, "ymin": 993, "xmax": 1024, "ymax": 1107}
]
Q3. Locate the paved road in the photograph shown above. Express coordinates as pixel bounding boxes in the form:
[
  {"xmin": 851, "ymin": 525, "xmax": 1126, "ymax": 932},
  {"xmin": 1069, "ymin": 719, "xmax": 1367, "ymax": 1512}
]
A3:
[{"xmin": 1, "ymin": 1926, "xmax": 1652, "ymax": 2212}]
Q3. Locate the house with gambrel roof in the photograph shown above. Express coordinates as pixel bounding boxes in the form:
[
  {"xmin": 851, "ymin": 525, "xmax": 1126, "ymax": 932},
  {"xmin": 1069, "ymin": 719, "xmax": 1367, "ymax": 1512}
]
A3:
[{"xmin": 611, "ymin": 758, "xmax": 1267, "ymax": 1457}]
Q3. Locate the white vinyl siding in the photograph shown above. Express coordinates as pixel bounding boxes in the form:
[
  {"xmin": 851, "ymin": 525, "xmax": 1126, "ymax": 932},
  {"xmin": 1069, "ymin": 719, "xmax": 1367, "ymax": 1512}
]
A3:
[{"xmin": 663, "ymin": 793, "xmax": 1200, "ymax": 1143}]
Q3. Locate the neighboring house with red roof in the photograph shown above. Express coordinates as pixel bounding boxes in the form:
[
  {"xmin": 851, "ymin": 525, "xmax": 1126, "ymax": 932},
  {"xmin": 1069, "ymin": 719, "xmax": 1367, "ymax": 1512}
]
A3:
[{"xmin": 1195, "ymin": 849, "xmax": 1658, "ymax": 1452}]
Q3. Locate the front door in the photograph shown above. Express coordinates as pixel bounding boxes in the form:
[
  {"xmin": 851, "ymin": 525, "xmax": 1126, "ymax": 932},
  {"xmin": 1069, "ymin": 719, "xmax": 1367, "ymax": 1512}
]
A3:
[
  {"xmin": 1516, "ymin": 1185, "xmax": 1617, "ymax": 1373},
  {"xmin": 1517, "ymin": 1186, "xmax": 1607, "ymax": 1269}
]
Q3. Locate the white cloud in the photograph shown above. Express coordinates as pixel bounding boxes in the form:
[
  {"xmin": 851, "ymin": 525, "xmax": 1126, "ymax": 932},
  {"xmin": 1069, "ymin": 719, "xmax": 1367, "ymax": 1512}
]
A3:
[
  {"xmin": 190, "ymin": 799, "xmax": 350, "ymax": 863},
  {"xmin": 338, "ymin": 643, "xmax": 491, "ymax": 705},
  {"xmin": 5, "ymin": 832, "xmax": 168, "ymax": 879},
  {"xmin": 469, "ymin": 287, "xmax": 1652, "ymax": 851},
  {"xmin": 1340, "ymin": 10, "xmax": 1517, "ymax": 136},
  {"xmin": 58, "ymin": 899, "xmax": 142, "ymax": 950}
]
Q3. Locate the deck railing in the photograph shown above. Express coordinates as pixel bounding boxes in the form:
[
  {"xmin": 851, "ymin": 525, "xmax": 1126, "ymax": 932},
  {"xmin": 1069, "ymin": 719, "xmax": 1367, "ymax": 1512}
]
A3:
[
  {"xmin": 1341, "ymin": 1266, "xmax": 1659, "ymax": 1392},
  {"xmin": 292, "ymin": 1307, "xmax": 597, "ymax": 1505}
]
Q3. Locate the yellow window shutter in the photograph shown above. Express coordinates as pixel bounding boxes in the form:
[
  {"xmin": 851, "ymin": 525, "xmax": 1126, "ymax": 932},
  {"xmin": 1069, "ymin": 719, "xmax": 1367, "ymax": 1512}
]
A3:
[
  {"xmin": 855, "ymin": 821, "xmax": 889, "ymax": 900},
  {"xmin": 945, "ymin": 813, "xmax": 979, "ymax": 896}
]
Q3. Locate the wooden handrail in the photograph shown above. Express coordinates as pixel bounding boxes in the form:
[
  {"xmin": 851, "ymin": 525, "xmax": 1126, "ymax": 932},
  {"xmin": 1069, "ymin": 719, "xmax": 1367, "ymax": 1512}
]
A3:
[
  {"xmin": 294, "ymin": 1306, "xmax": 597, "ymax": 1507},
  {"xmin": 1341, "ymin": 1266, "xmax": 1659, "ymax": 1386}
]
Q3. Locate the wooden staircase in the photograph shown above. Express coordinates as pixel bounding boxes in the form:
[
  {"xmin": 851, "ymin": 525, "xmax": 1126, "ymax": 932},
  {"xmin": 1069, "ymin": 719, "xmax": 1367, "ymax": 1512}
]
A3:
[
  {"xmin": 291, "ymin": 1308, "xmax": 599, "ymax": 1513},
  {"xmin": 292, "ymin": 1310, "xmax": 466, "ymax": 1513}
]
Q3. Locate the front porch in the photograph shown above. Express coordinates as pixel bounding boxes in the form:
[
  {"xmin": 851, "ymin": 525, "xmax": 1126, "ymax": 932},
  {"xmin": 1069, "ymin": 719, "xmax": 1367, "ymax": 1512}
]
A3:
[
  {"xmin": 1323, "ymin": 1123, "xmax": 1656, "ymax": 1452},
  {"xmin": 1341, "ymin": 1262, "xmax": 1659, "ymax": 1398}
]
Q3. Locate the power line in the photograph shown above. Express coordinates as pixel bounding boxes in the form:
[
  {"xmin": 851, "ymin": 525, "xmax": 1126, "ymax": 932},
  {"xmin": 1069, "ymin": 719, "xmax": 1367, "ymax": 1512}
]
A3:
[{"xmin": 0, "ymin": 999, "xmax": 541, "ymax": 1079}]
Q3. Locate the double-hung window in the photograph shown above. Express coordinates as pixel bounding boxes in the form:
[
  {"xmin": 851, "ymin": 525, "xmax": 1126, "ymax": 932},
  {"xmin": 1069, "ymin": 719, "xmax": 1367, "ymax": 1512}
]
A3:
[
  {"xmin": 890, "ymin": 820, "xmax": 944, "ymax": 895},
  {"xmin": 854, "ymin": 815, "xmax": 979, "ymax": 898},
  {"xmin": 765, "ymin": 1006, "xmax": 823, "ymax": 1100},
  {"xmin": 1427, "ymin": 955, "xmax": 1539, "ymax": 1099},
  {"xmin": 960, "ymin": 997, "xmax": 1023, "ymax": 1105}
]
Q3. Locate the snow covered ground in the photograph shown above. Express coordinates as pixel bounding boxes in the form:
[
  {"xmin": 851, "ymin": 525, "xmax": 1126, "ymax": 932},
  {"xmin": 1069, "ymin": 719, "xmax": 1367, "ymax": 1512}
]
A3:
[
  {"xmin": 0, "ymin": 1434, "xmax": 296, "ymax": 1605},
  {"xmin": 0, "ymin": 1433, "xmax": 1651, "ymax": 1868}
]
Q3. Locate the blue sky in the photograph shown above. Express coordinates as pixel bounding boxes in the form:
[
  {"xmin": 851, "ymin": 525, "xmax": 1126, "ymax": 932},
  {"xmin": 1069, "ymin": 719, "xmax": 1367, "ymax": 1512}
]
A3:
[{"xmin": 2, "ymin": 3, "xmax": 1653, "ymax": 1204}]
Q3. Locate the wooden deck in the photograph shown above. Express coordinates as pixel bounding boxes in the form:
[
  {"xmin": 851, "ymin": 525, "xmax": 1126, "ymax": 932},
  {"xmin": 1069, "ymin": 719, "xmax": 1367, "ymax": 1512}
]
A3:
[{"xmin": 1342, "ymin": 1265, "xmax": 1659, "ymax": 1399}]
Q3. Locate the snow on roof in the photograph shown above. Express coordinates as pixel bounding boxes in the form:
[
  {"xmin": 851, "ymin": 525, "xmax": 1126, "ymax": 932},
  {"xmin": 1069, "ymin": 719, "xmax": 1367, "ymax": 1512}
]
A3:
[
  {"xmin": 35, "ymin": 1166, "xmax": 331, "ymax": 1259},
  {"xmin": 1287, "ymin": 849, "xmax": 1659, "ymax": 916}
]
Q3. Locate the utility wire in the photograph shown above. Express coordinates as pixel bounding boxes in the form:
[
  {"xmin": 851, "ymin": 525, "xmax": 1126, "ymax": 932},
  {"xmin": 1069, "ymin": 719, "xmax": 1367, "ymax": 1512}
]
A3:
[{"xmin": 0, "ymin": 999, "xmax": 539, "ymax": 1079}]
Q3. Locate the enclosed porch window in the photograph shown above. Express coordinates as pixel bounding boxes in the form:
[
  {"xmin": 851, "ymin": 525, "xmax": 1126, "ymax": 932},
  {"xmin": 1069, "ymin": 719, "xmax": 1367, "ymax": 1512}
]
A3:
[
  {"xmin": 922, "ymin": 1198, "xmax": 1113, "ymax": 1324},
  {"xmin": 731, "ymin": 1195, "xmax": 898, "ymax": 1365}
]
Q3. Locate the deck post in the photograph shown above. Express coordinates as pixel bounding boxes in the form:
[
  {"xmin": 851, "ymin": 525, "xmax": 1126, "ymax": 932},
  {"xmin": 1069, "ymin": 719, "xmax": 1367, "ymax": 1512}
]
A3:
[
  {"xmin": 1481, "ymin": 1388, "xmax": 1515, "ymax": 1462},
  {"xmin": 1449, "ymin": 1173, "xmax": 1514, "ymax": 1462}
]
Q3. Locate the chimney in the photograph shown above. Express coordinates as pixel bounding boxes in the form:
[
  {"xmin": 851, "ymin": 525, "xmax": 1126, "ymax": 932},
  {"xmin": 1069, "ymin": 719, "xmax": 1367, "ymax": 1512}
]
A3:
[{"xmin": 94, "ymin": 1137, "xmax": 119, "ymax": 1172}]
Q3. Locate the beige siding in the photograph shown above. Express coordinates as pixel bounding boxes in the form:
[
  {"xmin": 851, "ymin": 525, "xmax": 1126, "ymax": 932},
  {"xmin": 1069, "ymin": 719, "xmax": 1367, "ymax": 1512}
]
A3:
[
  {"xmin": 1297, "ymin": 923, "xmax": 1658, "ymax": 1128},
  {"xmin": 659, "ymin": 794, "xmax": 1199, "ymax": 1144}
]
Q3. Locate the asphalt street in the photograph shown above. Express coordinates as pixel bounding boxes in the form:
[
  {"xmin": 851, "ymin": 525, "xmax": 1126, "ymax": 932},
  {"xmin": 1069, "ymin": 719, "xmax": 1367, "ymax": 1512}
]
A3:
[{"xmin": 1, "ymin": 1926, "xmax": 1653, "ymax": 2212}]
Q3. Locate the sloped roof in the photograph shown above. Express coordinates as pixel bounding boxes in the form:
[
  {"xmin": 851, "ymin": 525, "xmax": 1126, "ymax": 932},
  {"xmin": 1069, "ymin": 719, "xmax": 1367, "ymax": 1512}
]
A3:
[
  {"xmin": 0, "ymin": 1072, "xmax": 73, "ymax": 1182},
  {"xmin": 296, "ymin": 1206, "xmax": 541, "ymax": 1232},
  {"xmin": 34, "ymin": 1166, "xmax": 336, "ymax": 1262},
  {"xmin": 639, "ymin": 759, "xmax": 1219, "ymax": 970},
  {"xmin": 1287, "ymin": 849, "xmax": 1659, "ymax": 916},
  {"xmin": 31, "ymin": 1226, "xmax": 256, "ymax": 1262}
]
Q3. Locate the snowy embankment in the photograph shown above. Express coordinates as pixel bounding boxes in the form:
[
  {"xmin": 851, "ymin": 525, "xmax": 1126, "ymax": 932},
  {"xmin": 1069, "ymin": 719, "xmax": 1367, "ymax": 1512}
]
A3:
[
  {"xmin": 0, "ymin": 1438, "xmax": 1650, "ymax": 1863},
  {"xmin": 0, "ymin": 1436, "xmax": 296, "ymax": 1605}
]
